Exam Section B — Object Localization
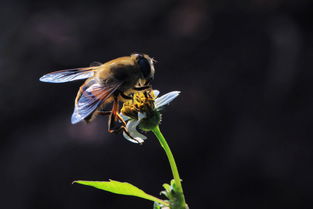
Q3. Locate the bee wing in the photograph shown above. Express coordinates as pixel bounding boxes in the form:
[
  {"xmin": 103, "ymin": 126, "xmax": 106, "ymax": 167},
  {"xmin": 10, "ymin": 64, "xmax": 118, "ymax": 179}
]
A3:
[
  {"xmin": 71, "ymin": 80, "xmax": 122, "ymax": 124},
  {"xmin": 39, "ymin": 67, "xmax": 97, "ymax": 83}
]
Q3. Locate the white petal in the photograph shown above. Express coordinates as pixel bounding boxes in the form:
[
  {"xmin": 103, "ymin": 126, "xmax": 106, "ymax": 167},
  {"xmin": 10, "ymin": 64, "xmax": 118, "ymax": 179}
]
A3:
[
  {"xmin": 123, "ymin": 119, "xmax": 147, "ymax": 144},
  {"xmin": 155, "ymin": 91, "xmax": 180, "ymax": 110},
  {"xmin": 153, "ymin": 90, "xmax": 160, "ymax": 97},
  {"xmin": 120, "ymin": 113, "xmax": 131, "ymax": 121},
  {"xmin": 138, "ymin": 112, "xmax": 146, "ymax": 120}
]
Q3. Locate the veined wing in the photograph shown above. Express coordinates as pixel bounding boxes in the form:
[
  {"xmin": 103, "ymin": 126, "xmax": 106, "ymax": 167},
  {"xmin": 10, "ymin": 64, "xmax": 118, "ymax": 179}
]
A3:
[
  {"xmin": 71, "ymin": 80, "xmax": 122, "ymax": 124},
  {"xmin": 39, "ymin": 67, "xmax": 97, "ymax": 83}
]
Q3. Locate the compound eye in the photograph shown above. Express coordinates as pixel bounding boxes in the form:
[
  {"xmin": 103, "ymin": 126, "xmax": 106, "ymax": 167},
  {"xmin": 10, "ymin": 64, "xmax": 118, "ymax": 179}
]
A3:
[{"xmin": 138, "ymin": 57, "xmax": 151, "ymax": 78}]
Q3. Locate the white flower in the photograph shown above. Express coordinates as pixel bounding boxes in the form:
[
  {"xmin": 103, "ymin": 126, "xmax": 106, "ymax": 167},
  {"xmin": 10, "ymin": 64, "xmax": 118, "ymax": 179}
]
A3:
[{"xmin": 121, "ymin": 90, "xmax": 180, "ymax": 144}]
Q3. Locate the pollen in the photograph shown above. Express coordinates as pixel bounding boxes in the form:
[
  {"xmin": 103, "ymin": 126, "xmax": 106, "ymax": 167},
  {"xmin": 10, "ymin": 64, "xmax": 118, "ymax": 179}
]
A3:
[{"xmin": 121, "ymin": 90, "xmax": 156, "ymax": 119}]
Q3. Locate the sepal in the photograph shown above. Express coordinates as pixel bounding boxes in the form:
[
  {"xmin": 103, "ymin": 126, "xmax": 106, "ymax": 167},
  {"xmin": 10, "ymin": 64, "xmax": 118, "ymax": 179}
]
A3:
[{"xmin": 160, "ymin": 179, "xmax": 188, "ymax": 209}]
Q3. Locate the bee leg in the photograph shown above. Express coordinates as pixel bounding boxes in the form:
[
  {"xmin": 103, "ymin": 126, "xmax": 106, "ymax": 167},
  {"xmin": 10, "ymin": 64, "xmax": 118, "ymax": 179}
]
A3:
[
  {"xmin": 108, "ymin": 123, "xmax": 142, "ymax": 144},
  {"xmin": 107, "ymin": 98, "xmax": 142, "ymax": 144},
  {"xmin": 107, "ymin": 97, "xmax": 120, "ymax": 132},
  {"xmin": 102, "ymin": 110, "xmax": 127, "ymax": 127},
  {"xmin": 115, "ymin": 112, "xmax": 127, "ymax": 126},
  {"xmin": 107, "ymin": 114, "xmax": 119, "ymax": 133},
  {"xmin": 133, "ymin": 85, "xmax": 151, "ymax": 91},
  {"xmin": 143, "ymin": 90, "xmax": 150, "ymax": 98},
  {"xmin": 107, "ymin": 97, "xmax": 128, "ymax": 133},
  {"xmin": 107, "ymin": 114, "xmax": 142, "ymax": 144}
]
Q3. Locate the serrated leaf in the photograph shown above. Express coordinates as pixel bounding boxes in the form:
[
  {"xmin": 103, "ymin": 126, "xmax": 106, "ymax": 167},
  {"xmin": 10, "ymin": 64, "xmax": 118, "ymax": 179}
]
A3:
[{"xmin": 74, "ymin": 179, "xmax": 168, "ymax": 206}]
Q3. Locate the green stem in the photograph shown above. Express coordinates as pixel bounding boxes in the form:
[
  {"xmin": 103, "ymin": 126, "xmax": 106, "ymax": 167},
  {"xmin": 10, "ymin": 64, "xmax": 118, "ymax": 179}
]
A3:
[{"xmin": 152, "ymin": 125, "xmax": 186, "ymax": 208}]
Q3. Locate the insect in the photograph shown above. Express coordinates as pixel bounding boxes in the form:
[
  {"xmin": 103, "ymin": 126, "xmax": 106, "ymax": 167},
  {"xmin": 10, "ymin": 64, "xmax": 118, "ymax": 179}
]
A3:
[{"xmin": 40, "ymin": 53, "xmax": 155, "ymax": 140}]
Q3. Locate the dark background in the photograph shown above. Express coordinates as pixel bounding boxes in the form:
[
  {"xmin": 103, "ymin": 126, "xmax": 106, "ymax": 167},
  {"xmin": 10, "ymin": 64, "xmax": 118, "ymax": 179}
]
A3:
[{"xmin": 1, "ymin": 0, "xmax": 313, "ymax": 209}]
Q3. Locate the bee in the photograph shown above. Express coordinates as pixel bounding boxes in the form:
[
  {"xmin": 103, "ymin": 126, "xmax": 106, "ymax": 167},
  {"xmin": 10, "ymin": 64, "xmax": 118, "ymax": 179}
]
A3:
[{"xmin": 40, "ymin": 53, "xmax": 155, "ymax": 140}]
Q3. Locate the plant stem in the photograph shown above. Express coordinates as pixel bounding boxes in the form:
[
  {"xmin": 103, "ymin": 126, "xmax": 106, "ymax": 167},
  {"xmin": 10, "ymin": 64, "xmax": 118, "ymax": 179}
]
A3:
[{"xmin": 152, "ymin": 125, "xmax": 187, "ymax": 208}]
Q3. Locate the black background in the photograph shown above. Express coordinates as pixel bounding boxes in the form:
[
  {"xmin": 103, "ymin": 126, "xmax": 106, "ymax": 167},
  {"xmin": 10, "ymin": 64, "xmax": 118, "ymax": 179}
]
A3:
[{"xmin": 1, "ymin": 0, "xmax": 313, "ymax": 209}]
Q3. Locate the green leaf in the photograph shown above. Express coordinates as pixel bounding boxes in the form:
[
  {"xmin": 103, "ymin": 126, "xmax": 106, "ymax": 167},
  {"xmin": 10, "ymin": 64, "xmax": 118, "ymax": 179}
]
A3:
[{"xmin": 74, "ymin": 179, "xmax": 168, "ymax": 206}]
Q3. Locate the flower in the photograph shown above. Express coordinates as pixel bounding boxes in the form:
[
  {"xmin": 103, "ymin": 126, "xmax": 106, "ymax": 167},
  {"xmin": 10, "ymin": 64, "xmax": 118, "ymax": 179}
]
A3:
[{"xmin": 120, "ymin": 90, "xmax": 180, "ymax": 144}]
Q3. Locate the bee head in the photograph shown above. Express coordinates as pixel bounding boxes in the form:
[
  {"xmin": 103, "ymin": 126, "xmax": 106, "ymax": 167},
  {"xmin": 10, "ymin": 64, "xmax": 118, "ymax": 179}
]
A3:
[{"xmin": 133, "ymin": 53, "xmax": 155, "ymax": 81}]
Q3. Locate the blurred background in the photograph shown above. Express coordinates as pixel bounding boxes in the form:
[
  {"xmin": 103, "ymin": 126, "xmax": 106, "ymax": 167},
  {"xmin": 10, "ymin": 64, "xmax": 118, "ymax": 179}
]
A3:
[{"xmin": 1, "ymin": 0, "xmax": 313, "ymax": 208}]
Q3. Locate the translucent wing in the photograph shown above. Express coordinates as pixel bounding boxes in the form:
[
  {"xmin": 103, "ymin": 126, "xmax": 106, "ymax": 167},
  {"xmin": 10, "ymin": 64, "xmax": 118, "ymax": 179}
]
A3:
[
  {"xmin": 39, "ymin": 67, "xmax": 97, "ymax": 83},
  {"xmin": 71, "ymin": 80, "xmax": 122, "ymax": 124}
]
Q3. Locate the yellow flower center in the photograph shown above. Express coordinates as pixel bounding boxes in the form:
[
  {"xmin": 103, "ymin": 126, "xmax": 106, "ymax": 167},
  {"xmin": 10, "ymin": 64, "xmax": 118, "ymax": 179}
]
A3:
[{"xmin": 121, "ymin": 90, "xmax": 156, "ymax": 120}]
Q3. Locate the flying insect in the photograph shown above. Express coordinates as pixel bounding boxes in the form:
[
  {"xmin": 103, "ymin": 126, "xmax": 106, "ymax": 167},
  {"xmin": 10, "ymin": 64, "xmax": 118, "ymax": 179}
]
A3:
[{"xmin": 40, "ymin": 53, "xmax": 155, "ymax": 139}]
